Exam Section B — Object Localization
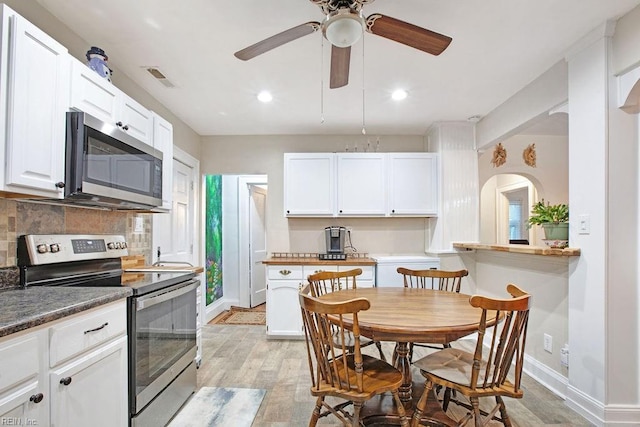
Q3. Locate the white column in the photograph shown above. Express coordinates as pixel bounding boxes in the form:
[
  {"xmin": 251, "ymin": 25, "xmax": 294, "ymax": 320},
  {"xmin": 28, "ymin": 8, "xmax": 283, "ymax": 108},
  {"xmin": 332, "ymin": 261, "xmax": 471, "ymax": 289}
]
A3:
[
  {"xmin": 426, "ymin": 122, "xmax": 479, "ymax": 253},
  {"xmin": 566, "ymin": 25, "xmax": 640, "ymax": 425}
]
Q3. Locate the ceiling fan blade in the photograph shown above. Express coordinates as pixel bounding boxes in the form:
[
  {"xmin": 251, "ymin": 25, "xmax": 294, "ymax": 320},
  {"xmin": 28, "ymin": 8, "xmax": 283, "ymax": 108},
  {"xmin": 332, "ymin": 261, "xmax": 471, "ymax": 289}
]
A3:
[
  {"xmin": 329, "ymin": 45, "xmax": 351, "ymax": 89},
  {"xmin": 234, "ymin": 21, "xmax": 321, "ymax": 60},
  {"xmin": 365, "ymin": 14, "xmax": 452, "ymax": 56}
]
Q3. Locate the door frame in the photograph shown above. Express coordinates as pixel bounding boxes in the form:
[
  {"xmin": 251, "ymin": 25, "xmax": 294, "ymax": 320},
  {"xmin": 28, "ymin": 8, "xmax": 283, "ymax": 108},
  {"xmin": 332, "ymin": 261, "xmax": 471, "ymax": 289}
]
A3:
[
  {"xmin": 153, "ymin": 146, "xmax": 200, "ymax": 265},
  {"xmin": 238, "ymin": 175, "xmax": 268, "ymax": 308}
]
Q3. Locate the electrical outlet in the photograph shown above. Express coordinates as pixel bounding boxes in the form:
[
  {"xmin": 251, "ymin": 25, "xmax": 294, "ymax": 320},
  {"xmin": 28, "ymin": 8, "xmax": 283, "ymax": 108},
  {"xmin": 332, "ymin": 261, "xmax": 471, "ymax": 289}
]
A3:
[
  {"xmin": 543, "ymin": 333, "xmax": 553, "ymax": 353},
  {"xmin": 560, "ymin": 344, "xmax": 569, "ymax": 367}
]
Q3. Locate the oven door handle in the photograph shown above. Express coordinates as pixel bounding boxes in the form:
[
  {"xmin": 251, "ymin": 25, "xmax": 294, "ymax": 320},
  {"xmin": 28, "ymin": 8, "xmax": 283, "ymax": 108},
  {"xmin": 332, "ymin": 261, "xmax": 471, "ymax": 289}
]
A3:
[{"xmin": 136, "ymin": 280, "xmax": 199, "ymax": 311}]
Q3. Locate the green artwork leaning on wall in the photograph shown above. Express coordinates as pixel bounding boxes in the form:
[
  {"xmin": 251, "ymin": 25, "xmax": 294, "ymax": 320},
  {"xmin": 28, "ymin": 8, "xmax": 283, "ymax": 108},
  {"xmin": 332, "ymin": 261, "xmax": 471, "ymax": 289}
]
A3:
[{"xmin": 205, "ymin": 175, "xmax": 223, "ymax": 305}]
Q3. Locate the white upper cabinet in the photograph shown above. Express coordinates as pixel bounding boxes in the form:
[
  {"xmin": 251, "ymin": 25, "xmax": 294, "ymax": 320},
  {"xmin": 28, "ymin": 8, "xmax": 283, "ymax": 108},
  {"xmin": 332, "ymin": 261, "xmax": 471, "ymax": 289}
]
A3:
[
  {"xmin": 0, "ymin": 4, "xmax": 69, "ymax": 197},
  {"xmin": 388, "ymin": 153, "xmax": 439, "ymax": 216},
  {"xmin": 284, "ymin": 152, "xmax": 439, "ymax": 217},
  {"xmin": 284, "ymin": 153, "xmax": 335, "ymax": 216},
  {"xmin": 151, "ymin": 112, "xmax": 174, "ymax": 211},
  {"xmin": 70, "ymin": 56, "xmax": 153, "ymax": 145},
  {"xmin": 336, "ymin": 153, "xmax": 387, "ymax": 216}
]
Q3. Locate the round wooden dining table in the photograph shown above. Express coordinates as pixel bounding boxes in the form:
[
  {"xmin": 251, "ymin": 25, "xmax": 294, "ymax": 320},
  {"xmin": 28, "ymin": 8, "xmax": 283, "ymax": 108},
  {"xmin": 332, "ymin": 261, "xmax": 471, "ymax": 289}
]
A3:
[{"xmin": 317, "ymin": 287, "xmax": 496, "ymax": 426}]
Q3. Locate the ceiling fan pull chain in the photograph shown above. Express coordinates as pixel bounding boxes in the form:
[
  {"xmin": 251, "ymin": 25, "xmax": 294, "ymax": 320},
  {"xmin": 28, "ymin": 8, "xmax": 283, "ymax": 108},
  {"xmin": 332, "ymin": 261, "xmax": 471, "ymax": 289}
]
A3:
[
  {"xmin": 320, "ymin": 35, "xmax": 325, "ymax": 124},
  {"xmin": 361, "ymin": 35, "xmax": 366, "ymax": 135}
]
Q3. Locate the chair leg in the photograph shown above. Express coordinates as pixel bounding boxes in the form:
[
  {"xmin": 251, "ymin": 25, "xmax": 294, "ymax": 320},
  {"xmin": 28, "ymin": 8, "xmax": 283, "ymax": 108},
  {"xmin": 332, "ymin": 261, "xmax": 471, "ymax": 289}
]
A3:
[
  {"xmin": 410, "ymin": 379, "xmax": 433, "ymax": 427},
  {"xmin": 309, "ymin": 396, "xmax": 323, "ymax": 427},
  {"xmin": 495, "ymin": 396, "xmax": 512, "ymax": 427},
  {"xmin": 442, "ymin": 387, "xmax": 452, "ymax": 411},
  {"xmin": 374, "ymin": 340, "xmax": 387, "ymax": 362},
  {"xmin": 352, "ymin": 401, "xmax": 363, "ymax": 427},
  {"xmin": 392, "ymin": 391, "xmax": 409, "ymax": 427},
  {"xmin": 471, "ymin": 397, "xmax": 482, "ymax": 427},
  {"xmin": 408, "ymin": 342, "xmax": 414, "ymax": 363}
]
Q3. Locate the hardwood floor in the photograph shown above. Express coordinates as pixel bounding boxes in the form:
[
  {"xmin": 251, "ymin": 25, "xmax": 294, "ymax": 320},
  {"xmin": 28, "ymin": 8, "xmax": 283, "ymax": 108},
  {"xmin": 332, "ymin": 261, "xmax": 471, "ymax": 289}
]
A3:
[{"xmin": 197, "ymin": 324, "xmax": 594, "ymax": 426}]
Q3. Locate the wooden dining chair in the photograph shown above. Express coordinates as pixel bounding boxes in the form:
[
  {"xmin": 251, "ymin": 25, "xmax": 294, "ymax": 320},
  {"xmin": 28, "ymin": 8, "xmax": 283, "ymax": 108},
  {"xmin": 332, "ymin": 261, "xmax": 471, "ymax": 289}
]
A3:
[
  {"xmin": 396, "ymin": 268, "xmax": 469, "ymax": 362},
  {"xmin": 299, "ymin": 285, "xmax": 409, "ymax": 427},
  {"xmin": 308, "ymin": 268, "xmax": 387, "ymax": 361},
  {"xmin": 410, "ymin": 284, "xmax": 531, "ymax": 427},
  {"xmin": 397, "ymin": 267, "xmax": 469, "ymax": 293}
]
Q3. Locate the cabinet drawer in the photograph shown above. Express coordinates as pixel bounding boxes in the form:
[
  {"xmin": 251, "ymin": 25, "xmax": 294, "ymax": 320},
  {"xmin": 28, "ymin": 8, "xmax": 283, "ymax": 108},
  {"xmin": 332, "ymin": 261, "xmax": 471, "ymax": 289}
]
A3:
[
  {"xmin": 267, "ymin": 265, "xmax": 303, "ymax": 280},
  {"xmin": 0, "ymin": 332, "xmax": 41, "ymax": 394},
  {"xmin": 49, "ymin": 301, "xmax": 126, "ymax": 367},
  {"xmin": 304, "ymin": 265, "xmax": 339, "ymax": 276}
]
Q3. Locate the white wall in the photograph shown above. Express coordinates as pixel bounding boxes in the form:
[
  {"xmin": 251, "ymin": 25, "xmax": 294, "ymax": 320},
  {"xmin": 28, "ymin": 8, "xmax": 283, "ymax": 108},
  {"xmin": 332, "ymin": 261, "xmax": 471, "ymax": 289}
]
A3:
[{"xmin": 200, "ymin": 135, "xmax": 430, "ymax": 256}]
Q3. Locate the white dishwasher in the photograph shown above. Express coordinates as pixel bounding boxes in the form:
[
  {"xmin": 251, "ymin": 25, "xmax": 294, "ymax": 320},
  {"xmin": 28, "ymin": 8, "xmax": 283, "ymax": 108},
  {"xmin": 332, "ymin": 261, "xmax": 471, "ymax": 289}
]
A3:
[{"xmin": 373, "ymin": 255, "xmax": 440, "ymax": 287}]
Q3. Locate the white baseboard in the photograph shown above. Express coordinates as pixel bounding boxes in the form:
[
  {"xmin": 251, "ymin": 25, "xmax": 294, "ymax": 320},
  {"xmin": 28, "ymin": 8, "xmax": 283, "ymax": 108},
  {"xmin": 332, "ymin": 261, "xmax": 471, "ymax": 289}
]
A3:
[
  {"xmin": 524, "ymin": 355, "xmax": 640, "ymax": 426},
  {"xmin": 522, "ymin": 354, "xmax": 568, "ymax": 399}
]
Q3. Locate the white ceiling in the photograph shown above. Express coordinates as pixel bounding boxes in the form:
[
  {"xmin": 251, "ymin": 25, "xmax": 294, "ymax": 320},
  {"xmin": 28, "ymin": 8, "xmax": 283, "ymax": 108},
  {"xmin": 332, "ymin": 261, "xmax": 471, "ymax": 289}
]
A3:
[{"xmin": 37, "ymin": 0, "xmax": 640, "ymax": 136}]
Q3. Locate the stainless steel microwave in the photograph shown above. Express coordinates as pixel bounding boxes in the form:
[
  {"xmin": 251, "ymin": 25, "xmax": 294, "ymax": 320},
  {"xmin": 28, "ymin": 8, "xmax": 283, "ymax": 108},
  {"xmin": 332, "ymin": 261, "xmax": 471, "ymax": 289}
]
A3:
[{"xmin": 63, "ymin": 111, "xmax": 163, "ymax": 210}]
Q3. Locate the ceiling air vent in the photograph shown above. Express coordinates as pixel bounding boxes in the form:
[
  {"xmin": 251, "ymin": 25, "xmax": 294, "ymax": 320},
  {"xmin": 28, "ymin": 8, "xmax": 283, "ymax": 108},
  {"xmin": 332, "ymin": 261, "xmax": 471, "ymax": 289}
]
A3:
[{"xmin": 145, "ymin": 67, "xmax": 175, "ymax": 88}]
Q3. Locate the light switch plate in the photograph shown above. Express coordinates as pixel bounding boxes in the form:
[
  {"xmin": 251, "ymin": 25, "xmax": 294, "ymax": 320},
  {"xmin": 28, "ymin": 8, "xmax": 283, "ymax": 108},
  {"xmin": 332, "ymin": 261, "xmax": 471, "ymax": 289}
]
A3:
[{"xmin": 578, "ymin": 214, "xmax": 590, "ymax": 235}]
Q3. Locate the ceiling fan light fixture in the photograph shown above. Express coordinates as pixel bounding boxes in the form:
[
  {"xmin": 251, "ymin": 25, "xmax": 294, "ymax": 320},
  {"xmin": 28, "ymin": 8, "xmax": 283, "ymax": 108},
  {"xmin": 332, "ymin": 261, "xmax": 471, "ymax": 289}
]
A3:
[{"xmin": 324, "ymin": 11, "xmax": 364, "ymax": 48}]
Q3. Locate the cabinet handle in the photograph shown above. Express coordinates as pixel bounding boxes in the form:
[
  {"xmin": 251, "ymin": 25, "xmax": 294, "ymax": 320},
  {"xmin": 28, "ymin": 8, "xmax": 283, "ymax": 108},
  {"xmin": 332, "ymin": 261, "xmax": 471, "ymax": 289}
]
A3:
[
  {"xmin": 298, "ymin": 283, "xmax": 303, "ymax": 291},
  {"xmin": 279, "ymin": 270, "xmax": 291, "ymax": 276},
  {"xmin": 29, "ymin": 393, "xmax": 44, "ymax": 403},
  {"xmin": 116, "ymin": 121, "xmax": 123, "ymax": 127},
  {"xmin": 123, "ymin": 124, "xmax": 129, "ymax": 131},
  {"xmin": 60, "ymin": 377, "xmax": 72, "ymax": 386},
  {"xmin": 339, "ymin": 210, "xmax": 343, "ymax": 213},
  {"xmin": 55, "ymin": 182, "xmax": 65, "ymax": 189},
  {"xmin": 391, "ymin": 209, "xmax": 395, "ymax": 213},
  {"xmin": 84, "ymin": 322, "xmax": 109, "ymax": 334}
]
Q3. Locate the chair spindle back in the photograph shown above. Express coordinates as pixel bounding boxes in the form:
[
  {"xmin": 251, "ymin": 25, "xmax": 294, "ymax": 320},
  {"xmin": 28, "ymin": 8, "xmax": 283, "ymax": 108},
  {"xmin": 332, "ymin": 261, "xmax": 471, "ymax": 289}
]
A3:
[{"xmin": 397, "ymin": 267, "xmax": 469, "ymax": 292}]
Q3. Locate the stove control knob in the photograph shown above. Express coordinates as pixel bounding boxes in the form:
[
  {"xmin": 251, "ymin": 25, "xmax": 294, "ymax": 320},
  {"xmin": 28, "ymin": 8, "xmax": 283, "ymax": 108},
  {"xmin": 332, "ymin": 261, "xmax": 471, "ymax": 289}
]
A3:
[
  {"xmin": 114, "ymin": 242, "xmax": 121, "ymax": 249},
  {"xmin": 121, "ymin": 241, "xmax": 127, "ymax": 249},
  {"xmin": 36, "ymin": 244, "xmax": 48, "ymax": 254},
  {"xmin": 49, "ymin": 243, "xmax": 60, "ymax": 253},
  {"xmin": 107, "ymin": 242, "xmax": 116, "ymax": 250}
]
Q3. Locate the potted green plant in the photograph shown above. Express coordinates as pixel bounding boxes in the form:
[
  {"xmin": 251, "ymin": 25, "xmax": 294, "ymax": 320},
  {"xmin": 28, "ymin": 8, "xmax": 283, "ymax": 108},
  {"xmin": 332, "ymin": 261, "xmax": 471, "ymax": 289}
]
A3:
[{"xmin": 527, "ymin": 199, "xmax": 569, "ymax": 247}]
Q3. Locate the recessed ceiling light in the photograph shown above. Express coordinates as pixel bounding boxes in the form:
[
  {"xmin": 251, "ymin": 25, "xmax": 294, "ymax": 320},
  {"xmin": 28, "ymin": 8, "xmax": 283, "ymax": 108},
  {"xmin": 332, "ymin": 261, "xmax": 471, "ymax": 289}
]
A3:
[
  {"xmin": 391, "ymin": 89, "xmax": 408, "ymax": 101},
  {"xmin": 257, "ymin": 91, "xmax": 273, "ymax": 103}
]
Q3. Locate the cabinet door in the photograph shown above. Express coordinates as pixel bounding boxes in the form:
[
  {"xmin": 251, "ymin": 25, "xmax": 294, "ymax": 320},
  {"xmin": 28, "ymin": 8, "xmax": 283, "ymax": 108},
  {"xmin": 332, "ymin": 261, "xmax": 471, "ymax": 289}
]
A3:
[
  {"xmin": 266, "ymin": 280, "xmax": 304, "ymax": 337},
  {"xmin": 0, "ymin": 330, "xmax": 48, "ymax": 426},
  {"xmin": 388, "ymin": 153, "xmax": 439, "ymax": 216},
  {"xmin": 119, "ymin": 94, "xmax": 153, "ymax": 145},
  {"xmin": 337, "ymin": 153, "xmax": 386, "ymax": 216},
  {"xmin": 284, "ymin": 153, "xmax": 335, "ymax": 216},
  {"xmin": 50, "ymin": 336, "xmax": 128, "ymax": 427},
  {"xmin": 2, "ymin": 7, "xmax": 68, "ymax": 196},
  {"xmin": 152, "ymin": 112, "xmax": 174, "ymax": 210},
  {"xmin": 69, "ymin": 57, "xmax": 119, "ymax": 123}
]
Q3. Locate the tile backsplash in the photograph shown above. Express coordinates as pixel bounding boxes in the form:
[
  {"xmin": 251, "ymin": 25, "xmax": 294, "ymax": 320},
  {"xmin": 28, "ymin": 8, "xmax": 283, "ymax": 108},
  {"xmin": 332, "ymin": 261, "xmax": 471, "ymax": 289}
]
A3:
[{"xmin": 0, "ymin": 199, "xmax": 152, "ymax": 267}]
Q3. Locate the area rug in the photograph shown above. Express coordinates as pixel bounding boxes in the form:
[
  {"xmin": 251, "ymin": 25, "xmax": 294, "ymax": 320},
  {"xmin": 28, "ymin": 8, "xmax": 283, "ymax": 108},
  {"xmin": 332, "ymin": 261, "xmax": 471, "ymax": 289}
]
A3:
[
  {"xmin": 168, "ymin": 387, "xmax": 266, "ymax": 427},
  {"xmin": 210, "ymin": 306, "xmax": 266, "ymax": 325}
]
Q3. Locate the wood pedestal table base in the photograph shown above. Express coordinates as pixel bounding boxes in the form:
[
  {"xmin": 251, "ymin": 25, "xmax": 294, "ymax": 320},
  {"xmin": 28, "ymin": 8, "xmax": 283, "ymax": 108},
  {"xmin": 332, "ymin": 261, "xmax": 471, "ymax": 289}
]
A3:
[{"xmin": 318, "ymin": 288, "xmax": 495, "ymax": 426}]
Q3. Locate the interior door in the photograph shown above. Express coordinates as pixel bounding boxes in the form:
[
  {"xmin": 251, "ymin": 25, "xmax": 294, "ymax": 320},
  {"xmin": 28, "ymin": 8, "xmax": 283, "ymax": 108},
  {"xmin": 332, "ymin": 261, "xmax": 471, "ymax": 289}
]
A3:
[
  {"xmin": 153, "ymin": 158, "xmax": 195, "ymax": 264},
  {"xmin": 249, "ymin": 185, "xmax": 267, "ymax": 307}
]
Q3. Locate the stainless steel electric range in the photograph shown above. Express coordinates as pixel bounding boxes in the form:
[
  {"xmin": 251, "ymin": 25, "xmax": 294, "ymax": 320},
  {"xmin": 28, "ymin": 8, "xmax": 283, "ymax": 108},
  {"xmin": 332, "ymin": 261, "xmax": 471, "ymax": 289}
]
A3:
[{"xmin": 18, "ymin": 234, "xmax": 199, "ymax": 427}]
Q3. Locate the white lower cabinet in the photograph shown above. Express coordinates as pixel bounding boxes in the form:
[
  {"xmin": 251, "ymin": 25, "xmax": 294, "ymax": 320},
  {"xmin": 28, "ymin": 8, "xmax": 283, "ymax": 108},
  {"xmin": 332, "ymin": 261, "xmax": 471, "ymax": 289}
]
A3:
[
  {"xmin": 0, "ymin": 330, "xmax": 48, "ymax": 426},
  {"xmin": 0, "ymin": 300, "xmax": 128, "ymax": 427},
  {"xmin": 266, "ymin": 263, "xmax": 375, "ymax": 338},
  {"xmin": 50, "ymin": 336, "xmax": 127, "ymax": 427},
  {"xmin": 266, "ymin": 265, "xmax": 304, "ymax": 339}
]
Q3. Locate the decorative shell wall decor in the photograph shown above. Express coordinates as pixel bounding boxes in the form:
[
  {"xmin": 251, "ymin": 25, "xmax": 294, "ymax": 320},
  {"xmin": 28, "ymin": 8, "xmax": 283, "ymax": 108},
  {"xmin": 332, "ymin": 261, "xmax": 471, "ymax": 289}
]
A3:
[
  {"xmin": 523, "ymin": 143, "xmax": 536, "ymax": 167},
  {"xmin": 491, "ymin": 143, "xmax": 507, "ymax": 167}
]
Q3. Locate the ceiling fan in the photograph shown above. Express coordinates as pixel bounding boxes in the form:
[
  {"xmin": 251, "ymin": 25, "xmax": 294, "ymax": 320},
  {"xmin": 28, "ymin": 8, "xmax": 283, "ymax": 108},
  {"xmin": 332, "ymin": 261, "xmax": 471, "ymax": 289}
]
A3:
[{"xmin": 234, "ymin": 0, "xmax": 452, "ymax": 89}]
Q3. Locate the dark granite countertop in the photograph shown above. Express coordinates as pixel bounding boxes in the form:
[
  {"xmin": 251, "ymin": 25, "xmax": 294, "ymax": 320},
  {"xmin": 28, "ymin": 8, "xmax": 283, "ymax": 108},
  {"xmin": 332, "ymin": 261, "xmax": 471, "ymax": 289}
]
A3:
[{"xmin": 0, "ymin": 286, "xmax": 132, "ymax": 338}]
